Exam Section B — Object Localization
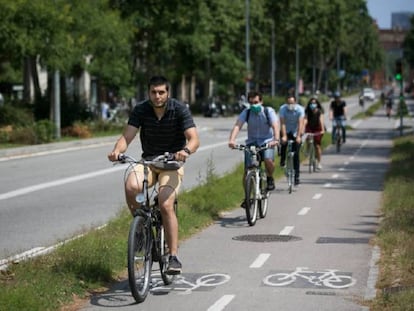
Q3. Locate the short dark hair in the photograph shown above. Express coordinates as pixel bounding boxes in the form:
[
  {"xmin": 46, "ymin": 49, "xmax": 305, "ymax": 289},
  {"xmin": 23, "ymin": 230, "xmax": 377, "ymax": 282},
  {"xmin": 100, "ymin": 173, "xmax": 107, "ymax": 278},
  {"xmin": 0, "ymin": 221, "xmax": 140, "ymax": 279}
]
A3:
[
  {"xmin": 148, "ymin": 75, "xmax": 170, "ymax": 91},
  {"xmin": 287, "ymin": 94, "xmax": 296, "ymax": 101},
  {"xmin": 247, "ymin": 91, "xmax": 262, "ymax": 101}
]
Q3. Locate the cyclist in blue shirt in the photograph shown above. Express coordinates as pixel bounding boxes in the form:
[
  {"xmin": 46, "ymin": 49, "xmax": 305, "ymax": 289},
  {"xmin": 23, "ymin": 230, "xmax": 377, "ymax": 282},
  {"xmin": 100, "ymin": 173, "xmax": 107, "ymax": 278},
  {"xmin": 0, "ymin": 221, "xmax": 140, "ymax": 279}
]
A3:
[
  {"xmin": 228, "ymin": 91, "xmax": 280, "ymax": 195},
  {"xmin": 279, "ymin": 95, "xmax": 305, "ymax": 185}
]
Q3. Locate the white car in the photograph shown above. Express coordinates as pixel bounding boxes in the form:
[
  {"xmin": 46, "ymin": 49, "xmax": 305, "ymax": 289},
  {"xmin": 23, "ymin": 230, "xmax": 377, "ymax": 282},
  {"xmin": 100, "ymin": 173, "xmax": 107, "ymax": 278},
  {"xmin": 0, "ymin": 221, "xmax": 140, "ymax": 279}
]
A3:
[{"xmin": 362, "ymin": 88, "xmax": 375, "ymax": 101}]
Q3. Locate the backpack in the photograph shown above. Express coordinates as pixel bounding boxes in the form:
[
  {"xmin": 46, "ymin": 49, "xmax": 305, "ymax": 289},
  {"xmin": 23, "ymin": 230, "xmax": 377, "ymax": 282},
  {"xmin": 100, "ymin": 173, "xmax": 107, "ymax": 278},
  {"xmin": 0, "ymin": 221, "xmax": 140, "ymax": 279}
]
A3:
[{"xmin": 245, "ymin": 106, "xmax": 272, "ymax": 126}]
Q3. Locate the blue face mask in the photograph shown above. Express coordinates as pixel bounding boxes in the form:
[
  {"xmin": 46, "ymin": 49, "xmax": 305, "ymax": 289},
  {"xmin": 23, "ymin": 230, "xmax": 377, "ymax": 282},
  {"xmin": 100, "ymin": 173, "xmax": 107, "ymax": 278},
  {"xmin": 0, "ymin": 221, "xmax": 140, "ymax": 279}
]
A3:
[
  {"xmin": 250, "ymin": 104, "xmax": 262, "ymax": 114},
  {"xmin": 310, "ymin": 103, "xmax": 317, "ymax": 109}
]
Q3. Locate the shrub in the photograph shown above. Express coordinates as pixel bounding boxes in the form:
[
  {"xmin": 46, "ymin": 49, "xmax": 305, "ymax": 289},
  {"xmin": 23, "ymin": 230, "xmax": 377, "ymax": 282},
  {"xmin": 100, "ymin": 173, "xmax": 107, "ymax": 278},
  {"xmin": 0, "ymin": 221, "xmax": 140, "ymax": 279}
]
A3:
[
  {"xmin": 62, "ymin": 122, "xmax": 91, "ymax": 138},
  {"xmin": 34, "ymin": 120, "xmax": 55, "ymax": 143},
  {"xmin": 0, "ymin": 104, "xmax": 33, "ymax": 127}
]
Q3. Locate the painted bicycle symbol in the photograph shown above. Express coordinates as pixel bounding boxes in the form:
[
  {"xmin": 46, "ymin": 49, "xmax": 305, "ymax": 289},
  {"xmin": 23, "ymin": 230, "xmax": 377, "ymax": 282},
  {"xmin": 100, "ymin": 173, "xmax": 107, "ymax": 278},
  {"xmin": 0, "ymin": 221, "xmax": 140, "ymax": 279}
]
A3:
[
  {"xmin": 151, "ymin": 273, "xmax": 230, "ymax": 294},
  {"xmin": 263, "ymin": 267, "xmax": 356, "ymax": 289}
]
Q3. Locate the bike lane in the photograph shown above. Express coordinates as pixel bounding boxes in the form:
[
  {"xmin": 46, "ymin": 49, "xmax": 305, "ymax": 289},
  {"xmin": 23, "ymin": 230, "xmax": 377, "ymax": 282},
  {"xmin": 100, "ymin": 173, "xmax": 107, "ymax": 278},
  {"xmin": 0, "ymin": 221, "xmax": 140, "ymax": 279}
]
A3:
[{"xmin": 78, "ymin": 99, "xmax": 414, "ymax": 310}]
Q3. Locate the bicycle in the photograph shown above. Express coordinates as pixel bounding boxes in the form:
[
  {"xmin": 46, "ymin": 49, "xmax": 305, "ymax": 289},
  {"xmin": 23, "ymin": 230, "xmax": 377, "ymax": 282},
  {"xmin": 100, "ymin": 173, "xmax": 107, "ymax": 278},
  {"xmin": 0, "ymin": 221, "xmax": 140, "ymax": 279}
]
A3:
[
  {"xmin": 116, "ymin": 153, "xmax": 180, "ymax": 303},
  {"xmin": 284, "ymin": 140, "xmax": 295, "ymax": 194},
  {"xmin": 332, "ymin": 118, "xmax": 344, "ymax": 153},
  {"xmin": 232, "ymin": 144, "xmax": 271, "ymax": 226},
  {"xmin": 303, "ymin": 132, "xmax": 321, "ymax": 173}
]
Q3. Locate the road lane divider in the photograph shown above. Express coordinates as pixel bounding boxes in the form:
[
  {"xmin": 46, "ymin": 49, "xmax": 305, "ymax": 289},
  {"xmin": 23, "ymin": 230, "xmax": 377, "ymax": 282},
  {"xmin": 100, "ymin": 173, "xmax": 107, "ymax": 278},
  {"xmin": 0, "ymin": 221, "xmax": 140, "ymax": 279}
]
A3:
[
  {"xmin": 279, "ymin": 226, "xmax": 294, "ymax": 236},
  {"xmin": 298, "ymin": 207, "xmax": 311, "ymax": 216},
  {"xmin": 207, "ymin": 295, "xmax": 235, "ymax": 311},
  {"xmin": 250, "ymin": 253, "xmax": 270, "ymax": 268}
]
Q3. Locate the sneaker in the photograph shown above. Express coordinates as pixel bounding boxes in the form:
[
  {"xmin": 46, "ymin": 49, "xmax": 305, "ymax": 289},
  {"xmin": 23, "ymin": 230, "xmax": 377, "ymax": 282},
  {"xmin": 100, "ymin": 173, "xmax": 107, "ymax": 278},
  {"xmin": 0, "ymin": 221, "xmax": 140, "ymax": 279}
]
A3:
[
  {"xmin": 280, "ymin": 161, "xmax": 285, "ymax": 168},
  {"xmin": 267, "ymin": 177, "xmax": 275, "ymax": 191},
  {"xmin": 317, "ymin": 162, "xmax": 322, "ymax": 170},
  {"xmin": 294, "ymin": 178, "xmax": 300, "ymax": 186},
  {"xmin": 166, "ymin": 255, "xmax": 182, "ymax": 275}
]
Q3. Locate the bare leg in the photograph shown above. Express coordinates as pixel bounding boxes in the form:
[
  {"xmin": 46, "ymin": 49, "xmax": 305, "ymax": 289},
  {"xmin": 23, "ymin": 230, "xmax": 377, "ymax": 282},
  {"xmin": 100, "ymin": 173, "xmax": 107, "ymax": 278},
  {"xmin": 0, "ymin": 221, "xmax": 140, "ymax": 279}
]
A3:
[{"xmin": 158, "ymin": 186, "xmax": 178, "ymax": 256}]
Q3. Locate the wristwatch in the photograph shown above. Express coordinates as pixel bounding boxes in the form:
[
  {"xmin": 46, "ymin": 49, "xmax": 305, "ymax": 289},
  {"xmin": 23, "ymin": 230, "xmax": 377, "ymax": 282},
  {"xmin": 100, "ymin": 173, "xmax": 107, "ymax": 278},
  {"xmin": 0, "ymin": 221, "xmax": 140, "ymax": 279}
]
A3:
[{"xmin": 183, "ymin": 147, "xmax": 191, "ymax": 155}]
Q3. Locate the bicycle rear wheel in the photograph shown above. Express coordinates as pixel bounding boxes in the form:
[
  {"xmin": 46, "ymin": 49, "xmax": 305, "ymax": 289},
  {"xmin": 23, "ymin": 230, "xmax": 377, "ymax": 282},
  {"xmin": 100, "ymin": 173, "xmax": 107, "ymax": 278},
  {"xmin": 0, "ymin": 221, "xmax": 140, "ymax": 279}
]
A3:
[
  {"xmin": 258, "ymin": 172, "xmax": 269, "ymax": 218},
  {"xmin": 127, "ymin": 215, "xmax": 152, "ymax": 303},
  {"xmin": 244, "ymin": 171, "xmax": 258, "ymax": 226}
]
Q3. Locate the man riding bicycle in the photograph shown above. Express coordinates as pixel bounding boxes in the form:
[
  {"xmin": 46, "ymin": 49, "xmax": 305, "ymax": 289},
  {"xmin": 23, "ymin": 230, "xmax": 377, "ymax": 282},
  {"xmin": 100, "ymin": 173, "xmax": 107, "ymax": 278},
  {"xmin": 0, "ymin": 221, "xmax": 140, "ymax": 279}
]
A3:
[
  {"xmin": 228, "ymin": 91, "xmax": 280, "ymax": 201},
  {"xmin": 329, "ymin": 92, "xmax": 347, "ymax": 144},
  {"xmin": 107, "ymin": 76, "xmax": 200, "ymax": 275},
  {"xmin": 279, "ymin": 94, "xmax": 305, "ymax": 186}
]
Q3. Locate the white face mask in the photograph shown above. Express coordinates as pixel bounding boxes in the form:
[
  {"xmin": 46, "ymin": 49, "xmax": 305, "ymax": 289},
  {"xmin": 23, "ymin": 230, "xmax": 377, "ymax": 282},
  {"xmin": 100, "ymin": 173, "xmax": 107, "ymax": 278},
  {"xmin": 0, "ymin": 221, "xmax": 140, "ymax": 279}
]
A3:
[{"xmin": 288, "ymin": 104, "xmax": 295, "ymax": 111}]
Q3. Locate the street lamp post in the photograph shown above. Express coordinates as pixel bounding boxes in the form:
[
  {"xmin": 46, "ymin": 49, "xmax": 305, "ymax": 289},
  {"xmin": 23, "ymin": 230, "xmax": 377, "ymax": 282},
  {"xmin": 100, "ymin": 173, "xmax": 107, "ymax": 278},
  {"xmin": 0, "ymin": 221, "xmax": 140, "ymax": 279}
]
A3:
[{"xmin": 245, "ymin": 0, "xmax": 250, "ymax": 96}]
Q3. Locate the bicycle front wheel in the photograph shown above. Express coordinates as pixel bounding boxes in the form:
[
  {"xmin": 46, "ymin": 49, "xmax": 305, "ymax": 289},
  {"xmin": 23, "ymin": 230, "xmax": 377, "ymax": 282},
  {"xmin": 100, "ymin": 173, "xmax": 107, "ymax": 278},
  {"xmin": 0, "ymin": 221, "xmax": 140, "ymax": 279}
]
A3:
[
  {"xmin": 287, "ymin": 156, "xmax": 294, "ymax": 194},
  {"xmin": 159, "ymin": 199, "xmax": 177, "ymax": 284},
  {"xmin": 244, "ymin": 171, "xmax": 258, "ymax": 226},
  {"xmin": 127, "ymin": 216, "xmax": 152, "ymax": 303},
  {"xmin": 258, "ymin": 172, "xmax": 269, "ymax": 219},
  {"xmin": 308, "ymin": 145, "xmax": 315, "ymax": 173},
  {"xmin": 336, "ymin": 131, "xmax": 341, "ymax": 153}
]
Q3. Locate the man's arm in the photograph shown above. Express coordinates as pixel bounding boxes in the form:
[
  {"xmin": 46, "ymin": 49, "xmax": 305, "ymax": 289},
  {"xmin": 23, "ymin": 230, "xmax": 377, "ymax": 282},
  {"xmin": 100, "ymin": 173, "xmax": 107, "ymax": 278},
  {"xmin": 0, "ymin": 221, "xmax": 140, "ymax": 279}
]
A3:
[
  {"xmin": 228, "ymin": 120, "xmax": 243, "ymax": 148},
  {"xmin": 107, "ymin": 125, "xmax": 138, "ymax": 161}
]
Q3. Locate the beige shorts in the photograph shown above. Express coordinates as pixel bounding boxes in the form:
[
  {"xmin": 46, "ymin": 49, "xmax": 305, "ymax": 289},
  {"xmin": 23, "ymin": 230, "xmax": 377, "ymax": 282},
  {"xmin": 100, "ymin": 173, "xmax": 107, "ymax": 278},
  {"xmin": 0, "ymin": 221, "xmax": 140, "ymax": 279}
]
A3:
[{"xmin": 132, "ymin": 164, "xmax": 184, "ymax": 194}]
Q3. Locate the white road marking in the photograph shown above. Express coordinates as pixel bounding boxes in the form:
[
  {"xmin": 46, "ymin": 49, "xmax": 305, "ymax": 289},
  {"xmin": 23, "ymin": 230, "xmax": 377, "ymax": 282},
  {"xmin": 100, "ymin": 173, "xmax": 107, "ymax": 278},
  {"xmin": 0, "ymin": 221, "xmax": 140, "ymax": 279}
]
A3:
[
  {"xmin": 279, "ymin": 226, "xmax": 294, "ymax": 236},
  {"xmin": 0, "ymin": 141, "xmax": 231, "ymax": 201},
  {"xmin": 207, "ymin": 295, "xmax": 235, "ymax": 311},
  {"xmin": 312, "ymin": 193, "xmax": 322, "ymax": 200},
  {"xmin": 332, "ymin": 174, "xmax": 339, "ymax": 179},
  {"xmin": 0, "ymin": 166, "xmax": 124, "ymax": 201},
  {"xmin": 250, "ymin": 253, "xmax": 270, "ymax": 268},
  {"xmin": 344, "ymin": 161, "xmax": 349, "ymax": 165},
  {"xmin": 339, "ymin": 167, "xmax": 345, "ymax": 171},
  {"xmin": 298, "ymin": 207, "xmax": 311, "ymax": 215},
  {"xmin": 324, "ymin": 183, "xmax": 332, "ymax": 188}
]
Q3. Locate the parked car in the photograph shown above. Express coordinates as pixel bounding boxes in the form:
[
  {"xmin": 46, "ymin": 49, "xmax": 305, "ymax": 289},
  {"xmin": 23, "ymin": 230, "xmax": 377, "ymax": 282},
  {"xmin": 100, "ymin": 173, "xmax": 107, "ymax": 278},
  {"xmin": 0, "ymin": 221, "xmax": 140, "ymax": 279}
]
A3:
[{"xmin": 362, "ymin": 88, "xmax": 375, "ymax": 101}]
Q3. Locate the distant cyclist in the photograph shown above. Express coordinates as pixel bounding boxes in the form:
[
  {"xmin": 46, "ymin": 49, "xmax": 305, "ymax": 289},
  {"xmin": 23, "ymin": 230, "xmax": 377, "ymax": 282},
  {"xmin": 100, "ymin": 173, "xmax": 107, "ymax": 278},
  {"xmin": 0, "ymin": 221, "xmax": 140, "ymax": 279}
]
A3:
[
  {"xmin": 304, "ymin": 97, "xmax": 325, "ymax": 170},
  {"xmin": 228, "ymin": 91, "xmax": 280, "ymax": 199},
  {"xmin": 329, "ymin": 92, "xmax": 347, "ymax": 144}
]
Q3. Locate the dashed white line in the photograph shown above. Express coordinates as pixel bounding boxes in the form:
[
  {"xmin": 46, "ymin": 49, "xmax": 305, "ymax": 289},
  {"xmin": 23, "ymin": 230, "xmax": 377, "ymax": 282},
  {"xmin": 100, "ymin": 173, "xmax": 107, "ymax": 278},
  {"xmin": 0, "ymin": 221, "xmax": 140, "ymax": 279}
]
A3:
[
  {"xmin": 332, "ymin": 174, "xmax": 339, "ymax": 179},
  {"xmin": 324, "ymin": 183, "xmax": 332, "ymax": 188},
  {"xmin": 207, "ymin": 295, "xmax": 235, "ymax": 311},
  {"xmin": 279, "ymin": 226, "xmax": 294, "ymax": 236},
  {"xmin": 250, "ymin": 253, "xmax": 271, "ymax": 268},
  {"xmin": 312, "ymin": 193, "xmax": 322, "ymax": 200},
  {"xmin": 298, "ymin": 207, "xmax": 311, "ymax": 215}
]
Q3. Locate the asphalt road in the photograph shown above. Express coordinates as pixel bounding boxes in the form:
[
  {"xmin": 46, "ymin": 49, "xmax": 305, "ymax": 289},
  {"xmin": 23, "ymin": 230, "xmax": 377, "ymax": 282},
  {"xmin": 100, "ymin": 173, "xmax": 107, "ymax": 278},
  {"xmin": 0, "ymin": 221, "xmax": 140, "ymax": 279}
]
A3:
[{"xmin": 1, "ymin": 95, "xmax": 413, "ymax": 310}]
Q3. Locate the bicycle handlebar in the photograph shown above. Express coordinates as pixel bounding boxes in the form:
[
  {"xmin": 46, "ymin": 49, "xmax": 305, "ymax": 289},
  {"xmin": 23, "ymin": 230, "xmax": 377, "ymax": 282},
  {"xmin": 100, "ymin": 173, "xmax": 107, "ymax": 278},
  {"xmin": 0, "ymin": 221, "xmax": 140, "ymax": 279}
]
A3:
[
  {"xmin": 232, "ymin": 143, "xmax": 271, "ymax": 152},
  {"xmin": 117, "ymin": 152, "xmax": 179, "ymax": 166}
]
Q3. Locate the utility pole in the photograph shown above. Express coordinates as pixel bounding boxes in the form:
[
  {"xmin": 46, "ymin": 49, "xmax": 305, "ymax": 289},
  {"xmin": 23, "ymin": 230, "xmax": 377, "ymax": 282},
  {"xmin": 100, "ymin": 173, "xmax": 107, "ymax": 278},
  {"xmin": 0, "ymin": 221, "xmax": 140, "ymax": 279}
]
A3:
[
  {"xmin": 245, "ymin": 0, "xmax": 250, "ymax": 96},
  {"xmin": 54, "ymin": 70, "xmax": 61, "ymax": 139},
  {"xmin": 271, "ymin": 20, "xmax": 276, "ymax": 97}
]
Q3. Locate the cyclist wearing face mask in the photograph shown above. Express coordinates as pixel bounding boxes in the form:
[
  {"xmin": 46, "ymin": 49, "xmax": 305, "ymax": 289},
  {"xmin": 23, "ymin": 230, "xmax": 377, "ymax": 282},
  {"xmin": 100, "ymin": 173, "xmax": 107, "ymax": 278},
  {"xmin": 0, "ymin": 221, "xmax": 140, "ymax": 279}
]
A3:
[
  {"xmin": 304, "ymin": 97, "xmax": 325, "ymax": 170},
  {"xmin": 279, "ymin": 95, "xmax": 305, "ymax": 185},
  {"xmin": 229, "ymin": 91, "xmax": 280, "ymax": 198}
]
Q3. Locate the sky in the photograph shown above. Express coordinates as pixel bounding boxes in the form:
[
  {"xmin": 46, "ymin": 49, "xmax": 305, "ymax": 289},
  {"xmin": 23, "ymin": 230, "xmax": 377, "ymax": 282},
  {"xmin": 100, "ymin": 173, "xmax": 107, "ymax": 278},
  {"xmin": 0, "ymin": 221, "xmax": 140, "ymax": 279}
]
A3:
[{"xmin": 366, "ymin": 0, "xmax": 414, "ymax": 29}]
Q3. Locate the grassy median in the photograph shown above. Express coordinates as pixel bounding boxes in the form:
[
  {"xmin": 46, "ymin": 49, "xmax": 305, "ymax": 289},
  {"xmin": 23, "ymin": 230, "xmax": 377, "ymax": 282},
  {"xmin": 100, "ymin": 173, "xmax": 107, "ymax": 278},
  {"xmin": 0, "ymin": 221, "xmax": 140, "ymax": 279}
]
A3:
[{"xmin": 1, "ymin": 135, "xmax": 413, "ymax": 310}]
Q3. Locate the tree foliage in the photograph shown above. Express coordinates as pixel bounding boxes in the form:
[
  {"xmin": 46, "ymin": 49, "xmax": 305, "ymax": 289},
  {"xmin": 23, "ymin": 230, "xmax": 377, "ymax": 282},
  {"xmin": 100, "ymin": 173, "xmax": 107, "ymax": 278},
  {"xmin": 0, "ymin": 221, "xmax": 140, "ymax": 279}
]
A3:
[{"xmin": 0, "ymin": 0, "xmax": 388, "ymax": 115}]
